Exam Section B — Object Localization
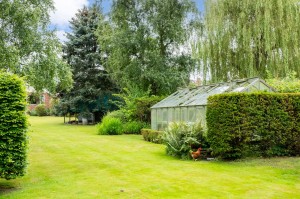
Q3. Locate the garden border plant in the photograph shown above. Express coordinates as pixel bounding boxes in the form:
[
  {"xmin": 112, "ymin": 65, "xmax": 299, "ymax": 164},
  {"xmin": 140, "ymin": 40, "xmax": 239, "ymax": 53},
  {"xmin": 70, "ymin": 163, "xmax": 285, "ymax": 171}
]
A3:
[
  {"xmin": 141, "ymin": 128, "xmax": 164, "ymax": 144},
  {"xmin": 162, "ymin": 122, "xmax": 207, "ymax": 160}
]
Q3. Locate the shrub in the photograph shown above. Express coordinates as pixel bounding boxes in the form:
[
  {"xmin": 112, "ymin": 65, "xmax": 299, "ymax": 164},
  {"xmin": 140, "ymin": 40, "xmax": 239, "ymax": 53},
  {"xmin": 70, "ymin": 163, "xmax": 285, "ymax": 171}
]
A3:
[
  {"xmin": 106, "ymin": 110, "xmax": 127, "ymax": 123},
  {"xmin": 123, "ymin": 121, "xmax": 148, "ymax": 134},
  {"xmin": 141, "ymin": 129, "xmax": 163, "ymax": 144},
  {"xmin": 29, "ymin": 110, "xmax": 37, "ymax": 116},
  {"xmin": 0, "ymin": 72, "xmax": 28, "ymax": 180},
  {"xmin": 266, "ymin": 71, "xmax": 300, "ymax": 93},
  {"xmin": 34, "ymin": 104, "xmax": 49, "ymax": 116},
  {"xmin": 96, "ymin": 116, "xmax": 123, "ymax": 135},
  {"xmin": 162, "ymin": 122, "xmax": 206, "ymax": 159},
  {"xmin": 134, "ymin": 96, "xmax": 165, "ymax": 123},
  {"xmin": 114, "ymin": 86, "xmax": 164, "ymax": 121},
  {"xmin": 207, "ymin": 93, "xmax": 300, "ymax": 160}
]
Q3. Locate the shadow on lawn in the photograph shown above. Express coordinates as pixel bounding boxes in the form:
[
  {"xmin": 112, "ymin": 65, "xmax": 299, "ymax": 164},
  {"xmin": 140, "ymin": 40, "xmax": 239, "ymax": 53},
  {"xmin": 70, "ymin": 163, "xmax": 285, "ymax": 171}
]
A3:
[{"xmin": 0, "ymin": 182, "xmax": 19, "ymax": 195}]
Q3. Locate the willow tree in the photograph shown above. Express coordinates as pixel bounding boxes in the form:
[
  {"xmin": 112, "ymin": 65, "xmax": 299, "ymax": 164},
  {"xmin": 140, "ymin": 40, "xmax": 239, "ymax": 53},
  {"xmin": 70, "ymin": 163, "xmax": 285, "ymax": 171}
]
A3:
[{"xmin": 198, "ymin": 0, "xmax": 300, "ymax": 82}]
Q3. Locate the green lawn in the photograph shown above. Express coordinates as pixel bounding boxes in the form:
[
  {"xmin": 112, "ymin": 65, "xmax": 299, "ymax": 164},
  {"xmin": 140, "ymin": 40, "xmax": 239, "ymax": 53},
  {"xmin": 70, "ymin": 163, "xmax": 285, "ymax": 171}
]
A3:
[{"xmin": 0, "ymin": 117, "xmax": 300, "ymax": 199}]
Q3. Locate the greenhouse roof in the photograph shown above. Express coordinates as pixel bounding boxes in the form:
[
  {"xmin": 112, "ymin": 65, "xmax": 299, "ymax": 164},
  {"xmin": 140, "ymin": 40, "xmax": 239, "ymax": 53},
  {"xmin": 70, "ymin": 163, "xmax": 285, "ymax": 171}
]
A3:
[{"xmin": 151, "ymin": 77, "xmax": 274, "ymax": 109}]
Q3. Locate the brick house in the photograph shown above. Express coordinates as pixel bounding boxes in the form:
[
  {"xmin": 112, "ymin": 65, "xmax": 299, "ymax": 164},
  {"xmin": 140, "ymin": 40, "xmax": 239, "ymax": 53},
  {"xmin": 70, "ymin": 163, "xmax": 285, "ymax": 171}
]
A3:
[{"xmin": 27, "ymin": 87, "xmax": 51, "ymax": 111}]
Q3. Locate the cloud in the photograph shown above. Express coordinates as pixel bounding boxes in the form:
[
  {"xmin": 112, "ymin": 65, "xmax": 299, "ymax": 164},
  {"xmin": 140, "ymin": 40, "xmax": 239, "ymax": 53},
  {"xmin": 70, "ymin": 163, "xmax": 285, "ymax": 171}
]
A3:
[
  {"xmin": 55, "ymin": 30, "xmax": 68, "ymax": 42},
  {"xmin": 50, "ymin": 0, "xmax": 89, "ymax": 29}
]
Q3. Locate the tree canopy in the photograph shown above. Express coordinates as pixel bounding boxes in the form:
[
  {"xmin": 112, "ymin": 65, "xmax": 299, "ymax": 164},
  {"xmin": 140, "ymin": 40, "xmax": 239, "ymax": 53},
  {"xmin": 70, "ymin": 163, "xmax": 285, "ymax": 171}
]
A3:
[
  {"xmin": 0, "ymin": 0, "xmax": 72, "ymax": 92},
  {"xmin": 98, "ymin": 0, "xmax": 198, "ymax": 95},
  {"xmin": 198, "ymin": 0, "xmax": 300, "ymax": 83}
]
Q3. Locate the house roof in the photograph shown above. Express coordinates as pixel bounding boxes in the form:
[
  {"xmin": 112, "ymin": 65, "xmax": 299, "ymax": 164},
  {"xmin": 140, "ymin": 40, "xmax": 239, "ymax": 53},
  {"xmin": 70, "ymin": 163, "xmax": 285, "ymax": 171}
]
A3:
[{"xmin": 151, "ymin": 77, "xmax": 275, "ymax": 109}]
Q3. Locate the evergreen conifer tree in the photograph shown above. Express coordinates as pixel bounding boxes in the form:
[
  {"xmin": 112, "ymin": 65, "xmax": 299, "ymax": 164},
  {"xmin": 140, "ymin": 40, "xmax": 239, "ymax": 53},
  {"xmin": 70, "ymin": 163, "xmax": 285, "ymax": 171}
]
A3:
[{"xmin": 62, "ymin": 4, "xmax": 117, "ymax": 121}]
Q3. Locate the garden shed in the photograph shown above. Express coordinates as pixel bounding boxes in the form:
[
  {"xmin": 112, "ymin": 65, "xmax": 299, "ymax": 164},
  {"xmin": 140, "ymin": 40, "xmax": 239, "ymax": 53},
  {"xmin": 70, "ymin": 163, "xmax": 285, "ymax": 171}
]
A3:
[{"xmin": 151, "ymin": 77, "xmax": 275, "ymax": 130}]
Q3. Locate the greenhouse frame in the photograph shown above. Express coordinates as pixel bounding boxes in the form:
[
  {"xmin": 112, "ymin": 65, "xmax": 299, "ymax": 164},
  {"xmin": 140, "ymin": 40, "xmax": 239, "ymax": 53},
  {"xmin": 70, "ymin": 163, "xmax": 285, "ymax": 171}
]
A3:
[{"xmin": 151, "ymin": 77, "xmax": 275, "ymax": 130}]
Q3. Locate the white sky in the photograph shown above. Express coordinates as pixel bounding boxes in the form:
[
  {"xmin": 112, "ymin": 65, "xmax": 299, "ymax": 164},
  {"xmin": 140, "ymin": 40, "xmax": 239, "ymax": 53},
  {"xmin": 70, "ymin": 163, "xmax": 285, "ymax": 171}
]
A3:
[{"xmin": 50, "ymin": 0, "xmax": 89, "ymax": 42}]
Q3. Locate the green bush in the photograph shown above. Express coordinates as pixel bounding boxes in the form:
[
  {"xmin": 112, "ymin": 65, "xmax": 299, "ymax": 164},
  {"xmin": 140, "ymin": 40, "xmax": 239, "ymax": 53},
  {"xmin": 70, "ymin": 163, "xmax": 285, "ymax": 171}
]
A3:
[
  {"xmin": 134, "ymin": 96, "xmax": 165, "ymax": 123},
  {"xmin": 207, "ymin": 93, "xmax": 300, "ymax": 160},
  {"xmin": 141, "ymin": 129, "xmax": 163, "ymax": 144},
  {"xmin": 34, "ymin": 104, "xmax": 49, "ymax": 116},
  {"xmin": 96, "ymin": 116, "xmax": 123, "ymax": 135},
  {"xmin": 106, "ymin": 110, "xmax": 127, "ymax": 123},
  {"xmin": 29, "ymin": 110, "xmax": 37, "ymax": 116},
  {"xmin": 123, "ymin": 121, "xmax": 148, "ymax": 134},
  {"xmin": 162, "ymin": 122, "xmax": 206, "ymax": 159},
  {"xmin": 266, "ymin": 71, "xmax": 300, "ymax": 93},
  {"xmin": 0, "ymin": 72, "xmax": 28, "ymax": 180}
]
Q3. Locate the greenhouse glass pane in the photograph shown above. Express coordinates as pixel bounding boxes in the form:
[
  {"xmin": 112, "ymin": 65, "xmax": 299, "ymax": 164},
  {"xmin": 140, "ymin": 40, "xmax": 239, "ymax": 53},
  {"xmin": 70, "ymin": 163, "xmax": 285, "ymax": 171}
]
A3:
[
  {"xmin": 196, "ymin": 107, "xmax": 206, "ymax": 125},
  {"xmin": 175, "ymin": 108, "xmax": 180, "ymax": 121},
  {"xmin": 188, "ymin": 108, "xmax": 196, "ymax": 122},
  {"xmin": 163, "ymin": 108, "xmax": 168, "ymax": 121},
  {"xmin": 168, "ymin": 108, "xmax": 173, "ymax": 122},
  {"xmin": 259, "ymin": 82, "xmax": 270, "ymax": 91},
  {"xmin": 157, "ymin": 109, "xmax": 162, "ymax": 123},
  {"xmin": 232, "ymin": 87, "xmax": 245, "ymax": 92},
  {"xmin": 181, "ymin": 107, "xmax": 188, "ymax": 121},
  {"xmin": 249, "ymin": 86, "xmax": 258, "ymax": 92},
  {"xmin": 253, "ymin": 81, "xmax": 260, "ymax": 89},
  {"xmin": 172, "ymin": 108, "xmax": 176, "ymax": 122},
  {"xmin": 151, "ymin": 109, "xmax": 157, "ymax": 130}
]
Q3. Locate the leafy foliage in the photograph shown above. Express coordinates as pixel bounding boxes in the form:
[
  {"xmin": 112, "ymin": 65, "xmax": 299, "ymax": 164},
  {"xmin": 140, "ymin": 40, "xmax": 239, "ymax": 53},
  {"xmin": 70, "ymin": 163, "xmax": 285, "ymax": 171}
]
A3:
[
  {"xmin": 197, "ymin": 0, "xmax": 300, "ymax": 82},
  {"xmin": 112, "ymin": 87, "xmax": 149, "ymax": 122},
  {"xmin": 0, "ymin": 0, "xmax": 72, "ymax": 92},
  {"xmin": 28, "ymin": 109, "xmax": 37, "ymax": 116},
  {"xmin": 141, "ymin": 129, "xmax": 164, "ymax": 144},
  {"xmin": 266, "ymin": 71, "xmax": 300, "ymax": 93},
  {"xmin": 123, "ymin": 121, "xmax": 148, "ymax": 134},
  {"xmin": 134, "ymin": 96, "xmax": 165, "ymax": 123},
  {"xmin": 60, "ymin": 4, "xmax": 118, "ymax": 120},
  {"xmin": 96, "ymin": 115, "xmax": 123, "ymax": 135},
  {"xmin": 105, "ymin": 110, "xmax": 127, "ymax": 123},
  {"xmin": 114, "ymin": 87, "xmax": 164, "ymax": 123},
  {"xmin": 98, "ymin": 0, "xmax": 198, "ymax": 95},
  {"xmin": 207, "ymin": 93, "xmax": 300, "ymax": 160},
  {"xmin": 163, "ymin": 122, "xmax": 206, "ymax": 159},
  {"xmin": 0, "ymin": 72, "xmax": 28, "ymax": 180},
  {"xmin": 34, "ymin": 104, "xmax": 49, "ymax": 117}
]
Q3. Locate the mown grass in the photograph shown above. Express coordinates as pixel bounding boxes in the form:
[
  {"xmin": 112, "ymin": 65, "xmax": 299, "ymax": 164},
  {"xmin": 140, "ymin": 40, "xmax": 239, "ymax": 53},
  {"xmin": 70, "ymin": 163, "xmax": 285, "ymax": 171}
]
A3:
[{"xmin": 0, "ymin": 116, "xmax": 299, "ymax": 199}]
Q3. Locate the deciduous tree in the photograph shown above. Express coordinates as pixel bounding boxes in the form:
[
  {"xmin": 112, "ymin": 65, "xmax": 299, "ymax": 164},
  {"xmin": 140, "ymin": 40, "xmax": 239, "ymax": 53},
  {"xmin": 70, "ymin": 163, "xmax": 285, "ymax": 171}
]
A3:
[
  {"xmin": 98, "ymin": 0, "xmax": 198, "ymax": 95},
  {"xmin": 0, "ymin": 0, "xmax": 72, "ymax": 92}
]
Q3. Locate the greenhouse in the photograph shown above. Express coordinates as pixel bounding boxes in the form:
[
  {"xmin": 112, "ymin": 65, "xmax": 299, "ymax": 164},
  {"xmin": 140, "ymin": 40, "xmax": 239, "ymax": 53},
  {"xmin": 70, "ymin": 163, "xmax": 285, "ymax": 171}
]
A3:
[{"xmin": 151, "ymin": 77, "xmax": 275, "ymax": 130}]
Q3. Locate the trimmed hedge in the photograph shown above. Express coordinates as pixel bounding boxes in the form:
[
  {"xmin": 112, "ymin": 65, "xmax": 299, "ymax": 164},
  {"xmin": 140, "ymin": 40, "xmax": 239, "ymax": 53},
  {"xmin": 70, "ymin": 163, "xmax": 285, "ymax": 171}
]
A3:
[
  {"xmin": 207, "ymin": 93, "xmax": 300, "ymax": 160},
  {"xmin": 0, "ymin": 72, "xmax": 28, "ymax": 179},
  {"xmin": 141, "ymin": 128, "xmax": 163, "ymax": 144}
]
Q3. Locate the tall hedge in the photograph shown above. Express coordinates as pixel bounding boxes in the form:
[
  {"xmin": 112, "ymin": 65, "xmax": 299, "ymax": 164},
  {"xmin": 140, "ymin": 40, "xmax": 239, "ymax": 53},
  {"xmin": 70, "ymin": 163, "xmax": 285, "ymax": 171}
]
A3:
[
  {"xmin": 0, "ymin": 72, "xmax": 28, "ymax": 179},
  {"xmin": 207, "ymin": 93, "xmax": 300, "ymax": 160}
]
